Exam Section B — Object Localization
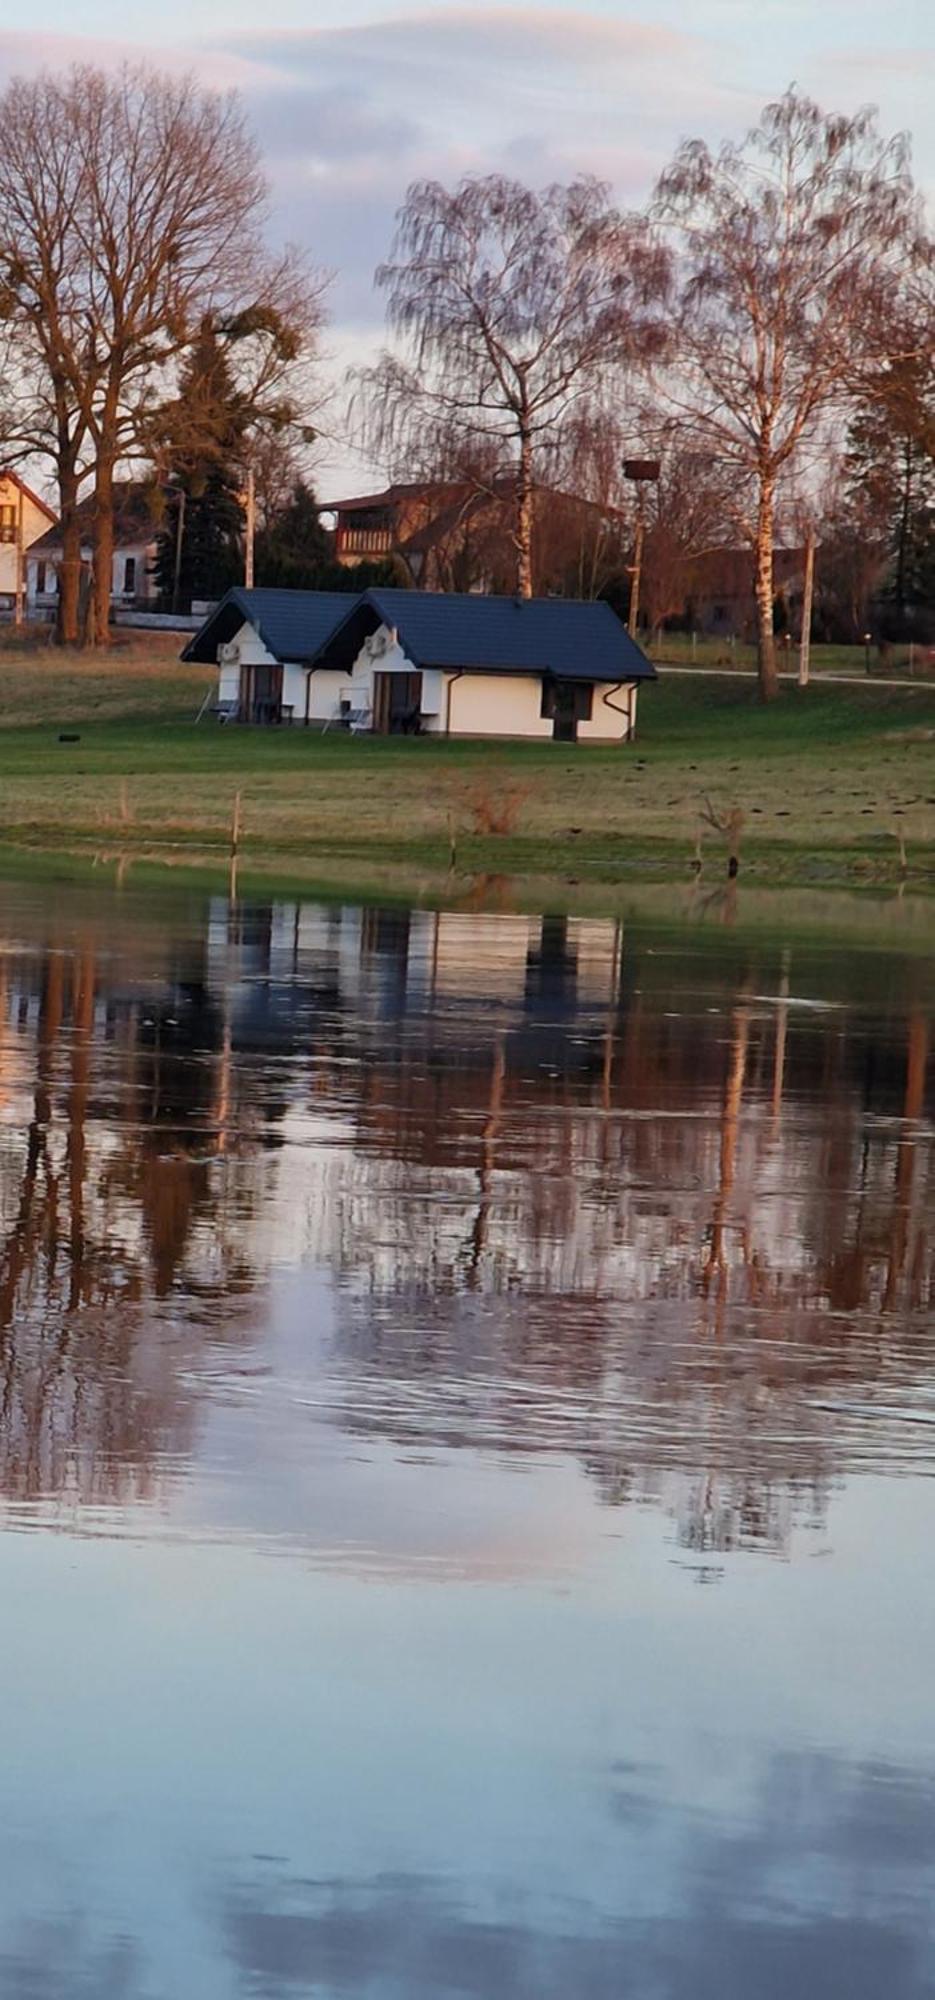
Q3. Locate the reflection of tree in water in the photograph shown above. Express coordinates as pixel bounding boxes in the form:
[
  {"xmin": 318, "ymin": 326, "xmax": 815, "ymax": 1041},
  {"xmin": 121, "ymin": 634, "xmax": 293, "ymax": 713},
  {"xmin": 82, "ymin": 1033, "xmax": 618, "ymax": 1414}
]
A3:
[
  {"xmin": 0, "ymin": 888, "xmax": 932, "ymax": 1560},
  {"xmin": 321, "ymin": 953, "xmax": 933, "ymax": 1560},
  {"xmin": 0, "ymin": 939, "xmax": 263, "ymax": 1507}
]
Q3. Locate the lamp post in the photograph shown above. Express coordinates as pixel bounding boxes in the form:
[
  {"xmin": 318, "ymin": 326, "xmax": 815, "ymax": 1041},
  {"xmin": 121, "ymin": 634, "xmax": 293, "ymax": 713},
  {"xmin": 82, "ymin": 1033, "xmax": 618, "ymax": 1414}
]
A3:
[
  {"xmin": 623, "ymin": 458, "xmax": 660, "ymax": 641},
  {"xmin": 244, "ymin": 466, "xmax": 255, "ymax": 589},
  {"xmin": 864, "ymin": 631, "xmax": 872, "ymax": 676}
]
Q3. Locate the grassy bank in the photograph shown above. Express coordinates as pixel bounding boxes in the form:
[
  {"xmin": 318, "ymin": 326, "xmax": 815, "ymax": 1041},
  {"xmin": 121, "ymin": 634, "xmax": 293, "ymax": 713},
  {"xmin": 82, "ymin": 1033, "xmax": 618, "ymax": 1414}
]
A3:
[{"xmin": 0, "ymin": 643, "xmax": 933, "ymax": 893}]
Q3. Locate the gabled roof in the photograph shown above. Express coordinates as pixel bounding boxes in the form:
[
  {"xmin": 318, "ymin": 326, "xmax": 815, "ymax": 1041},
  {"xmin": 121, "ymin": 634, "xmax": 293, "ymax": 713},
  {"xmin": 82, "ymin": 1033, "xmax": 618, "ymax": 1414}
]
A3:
[
  {"xmin": 181, "ymin": 587, "xmax": 361, "ymax": 664},
  {"xmin": 0, "ymin": 468, "xmax": 57, "ymax": 524},
  {"xmin": 314, "ymin": 589, "xmax": 655, "ymax": 683},
  {"xmin": 30, "ymin": 480, "xmax": 162, "ymax": 555},
  {"xmin": 183, "ymin": 585, "xmax": 655, "ymax": 682}
]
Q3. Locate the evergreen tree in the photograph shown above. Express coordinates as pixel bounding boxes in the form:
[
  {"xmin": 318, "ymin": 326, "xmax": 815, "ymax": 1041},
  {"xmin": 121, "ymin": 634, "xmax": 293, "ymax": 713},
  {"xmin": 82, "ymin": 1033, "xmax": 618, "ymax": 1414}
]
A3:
[
  {"xmin": 254, "ymin": 480, "xmax": 330, "ymax": 586},
  {"xmin": 154, "ymin": 324, "xmax": 247, "ymax": 611},
  {"xmin": 255, "ymin": 480, "xmax": 409, "ymax": 591},
  {"xmin": 846, "ymin": 356, "xmax": 935, "ymax": 625}
]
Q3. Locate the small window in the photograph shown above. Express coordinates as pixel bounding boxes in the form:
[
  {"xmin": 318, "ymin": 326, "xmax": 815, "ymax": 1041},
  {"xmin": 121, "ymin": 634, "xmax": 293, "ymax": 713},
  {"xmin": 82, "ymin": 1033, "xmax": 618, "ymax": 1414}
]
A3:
[
  {"xmin": 541, "ymin": 679, "xmax": 593, "ymax": 722},
  {"xmin": 0, "ymin": 505, "xmax": 15, "ymax": 545},
  {"xmin": 36, "ymin": 561, "xmax": 46, "ymax": 594},
  {"xmin": 123, "ymin": 555, "xmax": 137, "ymax": 594}
]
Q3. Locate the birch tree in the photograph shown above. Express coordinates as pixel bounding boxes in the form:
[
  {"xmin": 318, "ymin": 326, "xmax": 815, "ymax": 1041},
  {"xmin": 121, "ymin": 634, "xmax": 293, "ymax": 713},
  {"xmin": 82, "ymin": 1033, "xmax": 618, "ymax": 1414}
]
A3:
[
  {"xmin": 357, "ymin": 175, "xmax": 669, "ymax": 597},
  {"xmin": 653, "ymin": 89, "xmax": 920, "ymax": 699}
]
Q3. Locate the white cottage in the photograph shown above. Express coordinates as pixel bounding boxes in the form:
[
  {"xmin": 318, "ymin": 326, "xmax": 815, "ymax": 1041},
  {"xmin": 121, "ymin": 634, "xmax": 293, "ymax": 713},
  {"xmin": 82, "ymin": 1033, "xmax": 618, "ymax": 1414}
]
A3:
[{"xmin": 183, "ymin": 586, "xmax": 655, "ymax": 744}]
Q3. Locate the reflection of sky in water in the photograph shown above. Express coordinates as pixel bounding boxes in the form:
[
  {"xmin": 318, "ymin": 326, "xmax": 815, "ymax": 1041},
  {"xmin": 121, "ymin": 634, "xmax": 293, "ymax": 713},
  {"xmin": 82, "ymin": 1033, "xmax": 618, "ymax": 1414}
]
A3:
[
  {"xmin": 0, "ymin": 881, "xmax": 932, "ymax": 1995},
  {"xmin": 3, "ymin": 1477, "xmax": 934, "ymax": 1996}
]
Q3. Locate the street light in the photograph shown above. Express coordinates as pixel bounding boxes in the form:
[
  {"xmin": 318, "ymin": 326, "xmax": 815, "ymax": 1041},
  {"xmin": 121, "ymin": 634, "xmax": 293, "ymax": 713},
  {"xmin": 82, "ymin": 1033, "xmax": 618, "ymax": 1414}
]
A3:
[
  {"xmin": 864, "ymin": 631, "xmax": 872, "ymax": 676},
  {"xmin": 623, "ymin": 458, "xmax": 660, "ymax": 641}
]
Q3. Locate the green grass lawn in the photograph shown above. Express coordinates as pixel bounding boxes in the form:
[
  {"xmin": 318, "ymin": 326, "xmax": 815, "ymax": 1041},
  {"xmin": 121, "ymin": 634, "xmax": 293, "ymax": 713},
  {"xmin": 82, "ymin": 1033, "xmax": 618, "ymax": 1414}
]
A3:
[
  {"xmin": 647, "ymin": 633, "xmax": 935, "ymax": 675},
  {"xmin": 0, "ymin": 643, "xmax": 933, "ymax": 892}
]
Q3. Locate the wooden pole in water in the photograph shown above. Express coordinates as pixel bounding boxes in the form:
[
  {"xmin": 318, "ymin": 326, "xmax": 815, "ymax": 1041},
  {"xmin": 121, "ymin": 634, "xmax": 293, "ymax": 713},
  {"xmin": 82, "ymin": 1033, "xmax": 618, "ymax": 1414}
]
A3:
[{"xmin": 230, "ymin": 789, "xmax": 242, "ymax": 859}]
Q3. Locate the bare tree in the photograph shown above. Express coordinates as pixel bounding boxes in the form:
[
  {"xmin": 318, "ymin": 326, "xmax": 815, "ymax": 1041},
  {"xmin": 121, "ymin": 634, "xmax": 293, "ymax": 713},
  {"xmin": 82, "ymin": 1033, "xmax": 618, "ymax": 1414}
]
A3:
[
  {"xmin": 0, "ymin": 64, "xmax": 324, "ymax": 643},
  {"xmin": 653, "ymin": 88, "xmax": 920, "ymax": 699},
  {"xmin": 356, "ymin": 175, "xmax": 669, "ymax": 597},
  {"xmin": 0, "ymin": 75, "xmax": 93, "ymax": 641},
  {"xmin": 72, "ymin": 66, "xmax": 303, "ymax": 643}
]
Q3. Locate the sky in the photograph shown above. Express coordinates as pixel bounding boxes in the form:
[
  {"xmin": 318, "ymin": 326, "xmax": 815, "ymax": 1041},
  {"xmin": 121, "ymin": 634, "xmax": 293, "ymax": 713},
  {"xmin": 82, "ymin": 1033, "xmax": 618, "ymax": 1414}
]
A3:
[{"xmin": 1, "ymin": 0, "xmax": 932, "ymax": 492}]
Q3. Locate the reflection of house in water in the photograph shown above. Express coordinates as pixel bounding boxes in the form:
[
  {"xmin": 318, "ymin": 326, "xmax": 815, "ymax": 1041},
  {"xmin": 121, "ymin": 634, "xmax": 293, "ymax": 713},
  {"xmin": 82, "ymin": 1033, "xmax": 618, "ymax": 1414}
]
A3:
[
  {"xmin": 202, "ymin": 894, "xmax": 934, "ymax": 1328},
  {"xmin": 206, "ymin": 898, "xmax": 624, "ymax": 1059},
  {"xmin": 0, "ymin": 882, "xmax": 932, "ymax": 1559}
]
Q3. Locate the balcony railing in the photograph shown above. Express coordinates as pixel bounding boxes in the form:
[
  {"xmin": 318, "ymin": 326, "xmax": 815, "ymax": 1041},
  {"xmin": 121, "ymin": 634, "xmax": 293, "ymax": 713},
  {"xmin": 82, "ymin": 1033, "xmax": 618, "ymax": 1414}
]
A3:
[{"xmin": 337, "ymin": 528, "xmax": 393, "ymax": 556}]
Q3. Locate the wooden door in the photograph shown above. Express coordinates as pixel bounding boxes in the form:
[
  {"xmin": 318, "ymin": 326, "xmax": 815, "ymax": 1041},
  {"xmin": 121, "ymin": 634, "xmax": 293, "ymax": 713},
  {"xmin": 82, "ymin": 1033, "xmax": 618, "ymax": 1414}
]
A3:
[
  {"xmin": 373, "ymin": 672, "xmax": 422, "ymax": 734},
  {"xmin": 552, "ymin": 682, "xmax": 579, "ymax": 743},
  {"xmin": 241, "ymin": 662, "xmax": 283, "ymax": 724}
]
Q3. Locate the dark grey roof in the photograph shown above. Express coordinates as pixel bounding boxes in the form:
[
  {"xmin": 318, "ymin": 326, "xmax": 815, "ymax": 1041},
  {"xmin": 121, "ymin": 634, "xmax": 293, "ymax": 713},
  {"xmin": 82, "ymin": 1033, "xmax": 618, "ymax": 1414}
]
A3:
[
  {"xmin": 316, "ymin": 588, "xmax": 654, "ymax": 683},
  {"xmin": 183, "ymin": 585, "xmax": 655, "ymax": 683},
  {"xmin": 181, "ymin": 588, "xmax": 358, "ymax": 665}
]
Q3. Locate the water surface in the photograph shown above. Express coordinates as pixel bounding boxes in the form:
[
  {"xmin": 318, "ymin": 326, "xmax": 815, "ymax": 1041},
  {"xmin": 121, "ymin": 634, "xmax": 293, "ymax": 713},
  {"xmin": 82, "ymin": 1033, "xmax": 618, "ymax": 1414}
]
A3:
[{"xmin": 0, "ymin": 873, "xmax": 933, "ymax": 1997}]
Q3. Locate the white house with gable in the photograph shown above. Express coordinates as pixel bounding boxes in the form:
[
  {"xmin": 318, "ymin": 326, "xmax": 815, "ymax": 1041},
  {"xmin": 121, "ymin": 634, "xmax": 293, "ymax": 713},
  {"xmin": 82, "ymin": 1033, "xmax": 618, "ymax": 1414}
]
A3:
[
  {"xmin": 0, "ymin": 471, "xmax": 57, "ymax": 611},
  {"xmin": 185, "ymin": 586, "xmax": 655, "ymax": 744}
]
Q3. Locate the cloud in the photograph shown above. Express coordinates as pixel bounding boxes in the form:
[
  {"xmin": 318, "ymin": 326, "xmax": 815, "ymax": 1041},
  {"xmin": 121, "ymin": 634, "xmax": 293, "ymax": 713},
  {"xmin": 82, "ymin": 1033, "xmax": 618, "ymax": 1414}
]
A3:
[
  {"xmin": 2, "ymin": 4, "xmax": 930, "ymax": 496},
  {"xmin": 0, "ymin": 28, "xmax": 259, "ymax": 89},
  {"xmin": 219, "ymin": 1751, "xmax": 935, "ymax": 1998},
  {"xmin": 250, "ymin": 84, "xmax": 423, "ymax": 164}
]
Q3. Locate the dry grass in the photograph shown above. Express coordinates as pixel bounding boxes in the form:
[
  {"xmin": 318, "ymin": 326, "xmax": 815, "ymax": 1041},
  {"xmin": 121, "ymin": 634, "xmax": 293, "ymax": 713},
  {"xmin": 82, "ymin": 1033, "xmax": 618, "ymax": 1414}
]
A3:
[{"xmin": 0, "ymin": 630, "xmax": 210, "ymax": 727}]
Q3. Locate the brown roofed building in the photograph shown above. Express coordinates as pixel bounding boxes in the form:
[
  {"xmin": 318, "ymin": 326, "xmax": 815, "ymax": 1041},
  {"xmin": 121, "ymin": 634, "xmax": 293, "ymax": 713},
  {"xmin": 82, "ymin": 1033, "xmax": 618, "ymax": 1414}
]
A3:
[
  {"xmin": 322, "ymin": 480, "xmax": 626, "ymax": 598},
  {"xmin": 678, "ymin": 544, "xmax": 806, "ymax": 640}
]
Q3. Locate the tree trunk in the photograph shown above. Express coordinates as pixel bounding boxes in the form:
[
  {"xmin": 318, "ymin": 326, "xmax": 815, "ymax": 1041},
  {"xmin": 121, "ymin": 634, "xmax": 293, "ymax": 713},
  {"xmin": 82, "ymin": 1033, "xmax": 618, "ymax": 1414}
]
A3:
[
  {"xmin": 56, "ymin": 466, "xmax": 81, "ymax": 647},
  {"xmin": 797, "ymin": 528, "xmax": 815, "ymax": 688},
  {"xmin": 896, "ymin": 435, "xmax": 912, "ymax": 609},
  {"xmin": 91, "ymin": 452, "xmax": 115, "ymax": 647},
  {"xmin": 515, "ymin": 420, "xmax": 533, "ymax": 598},
  {"xmin": 754, "ymin": 473, "xmax": 778, "ymax": 702}
]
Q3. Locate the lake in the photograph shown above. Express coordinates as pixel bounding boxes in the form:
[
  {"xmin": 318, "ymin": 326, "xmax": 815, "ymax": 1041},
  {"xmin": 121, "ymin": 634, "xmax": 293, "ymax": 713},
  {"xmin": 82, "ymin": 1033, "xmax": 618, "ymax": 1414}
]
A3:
[{"xmin": 0, "ymin": 867, "xmax": 932, "ymax": 1998}]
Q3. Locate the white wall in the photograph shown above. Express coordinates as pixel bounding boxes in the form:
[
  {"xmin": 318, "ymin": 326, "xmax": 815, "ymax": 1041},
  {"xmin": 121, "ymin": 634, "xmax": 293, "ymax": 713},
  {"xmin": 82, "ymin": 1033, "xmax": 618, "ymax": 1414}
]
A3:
[
  {"xmin": 448, "ymin": 672, "xmax": 638, "ymax": 742},
  {"xmin": 305, "ymin": 669, "xmax": 352, "ymax": 724},
  {"xmin": 342, "ymin": 628, "xmax": 445, "ymax": 732},
  {"xmin": 215, "ymin": 615, "xmax": 642, "ymax": 740},
  {"xmin": 111, "ymin": 540, "xmax": 158, "ymax": 603},
  {"xmin": 282, "ymin": 661, "xmax": 309, "ymax": 719},
  {"xmin": 0, "ymin": 478, "xmax": 54, "ymax": 597},
  {"xmin": 217, "ymin": 620, "xmax": 278, "ymax": 705},
  {"xmin": 446, "ymin": 672, "xmax": 552, "ymax": 739},
  {"xmin": 577, "ymin": 683, "xmax": 637, "ymax": 742},
  {"xmin": 27, "ymin": 536, "xmax": 159, "ymax": 608}
]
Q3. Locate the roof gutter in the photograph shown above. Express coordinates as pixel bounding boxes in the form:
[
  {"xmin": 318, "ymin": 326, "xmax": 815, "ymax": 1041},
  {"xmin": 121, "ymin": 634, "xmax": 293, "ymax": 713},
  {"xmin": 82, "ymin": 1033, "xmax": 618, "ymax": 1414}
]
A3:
[
  {"xmin": 600, "ymin": 681, "xmax": 636, "ymax": 740},
  {"xmin": 445, "ymin": 668, "xmax": 464, "ymax": 736}
]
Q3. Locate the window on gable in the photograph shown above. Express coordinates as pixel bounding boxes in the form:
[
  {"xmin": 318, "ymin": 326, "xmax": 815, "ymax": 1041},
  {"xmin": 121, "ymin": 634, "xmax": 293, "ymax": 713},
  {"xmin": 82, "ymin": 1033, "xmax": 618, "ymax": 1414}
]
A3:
[{"xmin": 0, "ymin": 505, "xmax": 15, "ymax": 545}]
